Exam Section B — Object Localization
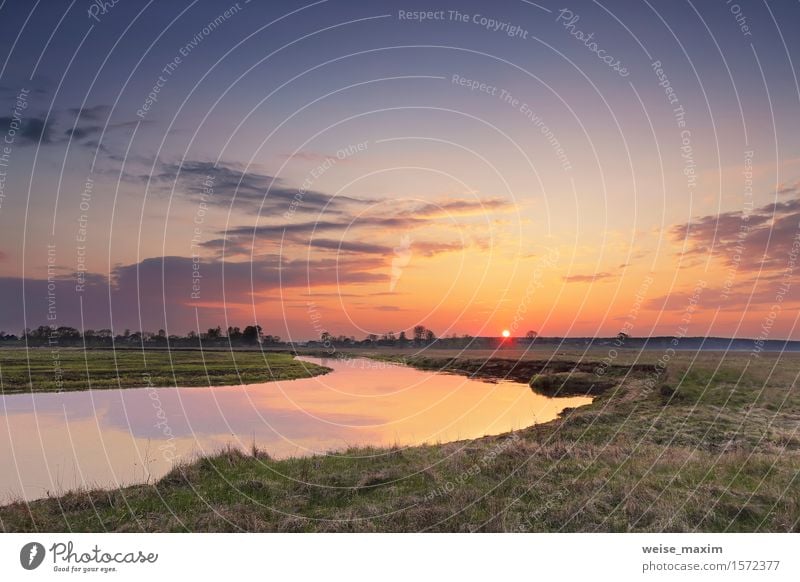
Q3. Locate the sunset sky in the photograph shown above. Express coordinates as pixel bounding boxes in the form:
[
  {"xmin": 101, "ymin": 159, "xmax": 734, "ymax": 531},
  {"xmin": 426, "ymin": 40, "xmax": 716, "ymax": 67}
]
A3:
[{"xmin": 1, "ymin": 0, "xmax": 799, "ymax": 340}]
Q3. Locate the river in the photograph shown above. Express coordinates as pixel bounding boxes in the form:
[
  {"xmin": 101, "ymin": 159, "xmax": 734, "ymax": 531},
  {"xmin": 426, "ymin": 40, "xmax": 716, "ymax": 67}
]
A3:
[{"xmin": 0, "ymin": 356, "xmax": 591, "ymax": 502}]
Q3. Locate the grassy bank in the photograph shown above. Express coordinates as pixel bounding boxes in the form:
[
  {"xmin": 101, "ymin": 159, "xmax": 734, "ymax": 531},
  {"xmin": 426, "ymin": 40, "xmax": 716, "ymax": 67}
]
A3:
[
  {"xmin": 0, "ymin": 348, "xmax": 330, "ymax": 393},
  {"xmin": 1, "ymin": 349, "xmax": 798, "ymax": 532}
]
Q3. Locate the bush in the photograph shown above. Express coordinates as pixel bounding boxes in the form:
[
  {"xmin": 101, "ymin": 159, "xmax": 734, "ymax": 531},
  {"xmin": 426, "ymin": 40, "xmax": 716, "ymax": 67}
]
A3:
[{"xmin": 529, "ymin": 372, "xmax": 616, "ymax": 396}]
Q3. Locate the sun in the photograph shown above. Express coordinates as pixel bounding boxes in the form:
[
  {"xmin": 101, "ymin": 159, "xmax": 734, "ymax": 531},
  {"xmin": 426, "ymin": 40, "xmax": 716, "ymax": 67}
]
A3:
[{"xmin": 502, "ymin": 330, "xmax": 511, "ymax": 338}]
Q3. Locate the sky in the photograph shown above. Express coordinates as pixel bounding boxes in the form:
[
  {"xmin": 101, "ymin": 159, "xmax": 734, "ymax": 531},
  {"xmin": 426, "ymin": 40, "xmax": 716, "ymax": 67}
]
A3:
[{"xmin": 0, "ymin": 0, "xmax": 799, "ymax": 341}]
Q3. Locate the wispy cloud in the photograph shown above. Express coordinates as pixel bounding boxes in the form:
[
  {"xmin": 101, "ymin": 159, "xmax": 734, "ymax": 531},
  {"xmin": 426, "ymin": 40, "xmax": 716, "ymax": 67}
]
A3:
[
  {"xmin": 776, "ymin": 180, "xmax": 800, "ymax": 197},
  {"xmin": 150, "ymin": 160, "xmax": 367, "ymax": 215},
  {"xmin": 399, "ymin": 197, "xmax": 515, "ymax": 219},
  {"xmin": 563, "ymin": 271, "xmax": 616, "ymax": 283}
]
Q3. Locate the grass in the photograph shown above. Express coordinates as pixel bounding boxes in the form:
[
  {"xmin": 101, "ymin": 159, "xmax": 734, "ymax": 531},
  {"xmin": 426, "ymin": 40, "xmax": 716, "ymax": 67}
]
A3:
[
  {"xmin": 0, "ymin": 348, "xmax": 330, "ymax": 393},
  {"xmin": 529, "ymin": 372, "xmax": 617, "ymax": 396},
  {"xmin": 0, "ymin": 348, "xmax": 798, "ymax": 532}
]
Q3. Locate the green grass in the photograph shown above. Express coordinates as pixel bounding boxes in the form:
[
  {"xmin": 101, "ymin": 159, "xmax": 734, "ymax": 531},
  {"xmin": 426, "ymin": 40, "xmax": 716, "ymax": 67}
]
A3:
[
  {"xmin": 0, "ymin": 349, "xmax": 798, "ymax": 532},
  {"xmin": 0, "ymin": 348, "xmax": 330, "ymax": 393}
]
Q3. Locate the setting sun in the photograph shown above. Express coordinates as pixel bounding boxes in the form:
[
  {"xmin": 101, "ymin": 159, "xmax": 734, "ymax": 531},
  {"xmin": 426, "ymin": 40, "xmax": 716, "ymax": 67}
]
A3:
[{"xmin": 502, "ymin": 330, "xmax": 511, "ymax": 338}]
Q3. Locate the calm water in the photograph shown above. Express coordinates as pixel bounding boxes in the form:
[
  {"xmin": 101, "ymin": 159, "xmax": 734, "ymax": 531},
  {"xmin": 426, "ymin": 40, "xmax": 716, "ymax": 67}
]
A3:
[{"xmin": 0, "ymin": 356, "xmax": 591, "ymax": 502}]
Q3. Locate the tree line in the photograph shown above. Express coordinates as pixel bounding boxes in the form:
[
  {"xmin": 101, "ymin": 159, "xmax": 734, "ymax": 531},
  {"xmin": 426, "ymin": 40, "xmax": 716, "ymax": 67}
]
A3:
[
  {"xmin": 0, "ymin": 325, "xmax": 277, "ymax": 347},
  {"xmin": 0, "ymin": 324, "xmax": 537, "ymax": 348}
]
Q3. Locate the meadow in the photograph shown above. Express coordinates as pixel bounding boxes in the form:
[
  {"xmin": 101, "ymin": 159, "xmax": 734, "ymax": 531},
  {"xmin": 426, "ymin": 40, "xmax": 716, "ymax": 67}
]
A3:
[
  {"xmin": 0, "ymin": 348, "xmax": 329, "ymax": 393},
  {"xmin": 0, "ymin": 347, "xmax": 798, "ymax": 532}
]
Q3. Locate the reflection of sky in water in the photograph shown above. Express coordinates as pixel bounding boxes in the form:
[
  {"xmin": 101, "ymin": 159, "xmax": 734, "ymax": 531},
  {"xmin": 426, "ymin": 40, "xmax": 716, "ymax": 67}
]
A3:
[{"xmin": 0, "ymin": 357, "xmax": 590, "ymax": 502}]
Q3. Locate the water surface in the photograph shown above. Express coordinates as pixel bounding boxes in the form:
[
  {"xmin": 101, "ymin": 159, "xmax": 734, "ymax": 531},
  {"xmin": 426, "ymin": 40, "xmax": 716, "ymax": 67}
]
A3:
[{"xmin": 0, "ymin": 356, "xmax": 591, "ymax": 502}]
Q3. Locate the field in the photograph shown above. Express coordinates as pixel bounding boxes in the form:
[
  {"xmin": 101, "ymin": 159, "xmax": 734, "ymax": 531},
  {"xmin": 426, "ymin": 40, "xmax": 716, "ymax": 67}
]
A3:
[
  {"xmin": 0, "ymin": 348, "xmax": 330, "ymax": 393},
  {"xmin": 0, "ymin": 347, "xmax": 798, "ymax": 532}
]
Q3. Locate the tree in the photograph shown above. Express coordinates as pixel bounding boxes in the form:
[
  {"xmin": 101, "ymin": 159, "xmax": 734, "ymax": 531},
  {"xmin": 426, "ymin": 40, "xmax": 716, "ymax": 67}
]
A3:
[
  {"xmin": 425, "ymin": 329, "xmax": 435, "ymax": 343},
  {"xmin": 242, "ymin": 325, "xmax": 262, "ymax": 344},
  {"xmin": 398, "ymin": 331, "xmax": 408, "ymax": 342},
  {"xmin": 413, "ymin": 325, "xmax": 426, "ymax": 344},
  {"xmin": 28, "ymin": 325, "xmax": 52, "ymax": 343},
  {"xmin": 55, "ymin": 326, "xmax": 81, "ymax": 341},
  {"xmin": 525, "ymin": 330, "xmax": 538, "ymax": 340}
]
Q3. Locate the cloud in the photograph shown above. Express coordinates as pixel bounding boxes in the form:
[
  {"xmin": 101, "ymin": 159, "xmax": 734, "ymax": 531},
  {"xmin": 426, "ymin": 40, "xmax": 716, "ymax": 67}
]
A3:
[
  {"xmin": 149, "ymin": 160, "xmax": 366, "ymax": 215},
  {"xmin": 307, "ymin": 239, "xmax": 392, "ymax": 254},
  {"xmin": 0, "ymin": 116, "xmax": 54, "ymax": 144},
  {"xmin": 64, "ymin": 120, "xmax": 142, "ymax": 141},
  {"xmin": 63, "ymin": 103, "xmax": 144, "ymax": 148},
  {"xmin": 68, "ymin": 105, "xmax": 112, "ymax": 121},
  {"xmin": 0, "ymin": 104, "xmax": 142, "ymax": 150},
  {"xmin": 645, "ymin": 279, "xmax": 799, "ymax": 313},
  {"xmin": 0, "ymin": 216, "xmax": 473, "ymax": 330},
  {"xmin": 562, "ymin": 271, "xmax": 616, "ymax": 283},
  {"xmin": 198, "ymin": 237, "xmax": 254, "ymax": 258},
  {"xmin": 0, "ymin": 253, "xmax": 389, "ymax": 333},
  {"xmin": 396, "ymin": 197, "xmax": 515, "ymax": 219},
  {"xmin": 134, "ymin": 160, "xmax": 511, "ymax": 270},
  {"xmin": 0, "ymin": 273, "xmax": 111, "ymax": 332},
  {"xmin": 223, "ymin": 216, "xmax": 429, "ymax": 240},
  {"xmin": 413, "ymin": 240, "xmax": 467, "ymax": 256},
  {"xmin": 205, "ymin": 192, "xmax": 495, "ymax": 265},
  {"xmin": 671, "ymin": 197, "xmax": 800, "ymax": 272},
  {"xmin": 303, "ymin": 238, "xmax": 466, "ymax": 257},
  {"xmin": 300, "ymin": 291, "xmax": 408, "ymax": 298},
  {"xmin": 776, "ymin": 180, "xmax": 800, "ymax": 197},
  {"xmin": 644, "ymin": 288, "xmax": 709, "ymax": 312},
  {"xmin": 146, "ymin": 161, "xmax": 506, "ymax": 267},
  {"xmin": 210, "ymin": 219, "xmax": 470, "ymax": 267},
  {"xmin": 64, "ymin": 125, "xmax": 103, "ymax": 140}
]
